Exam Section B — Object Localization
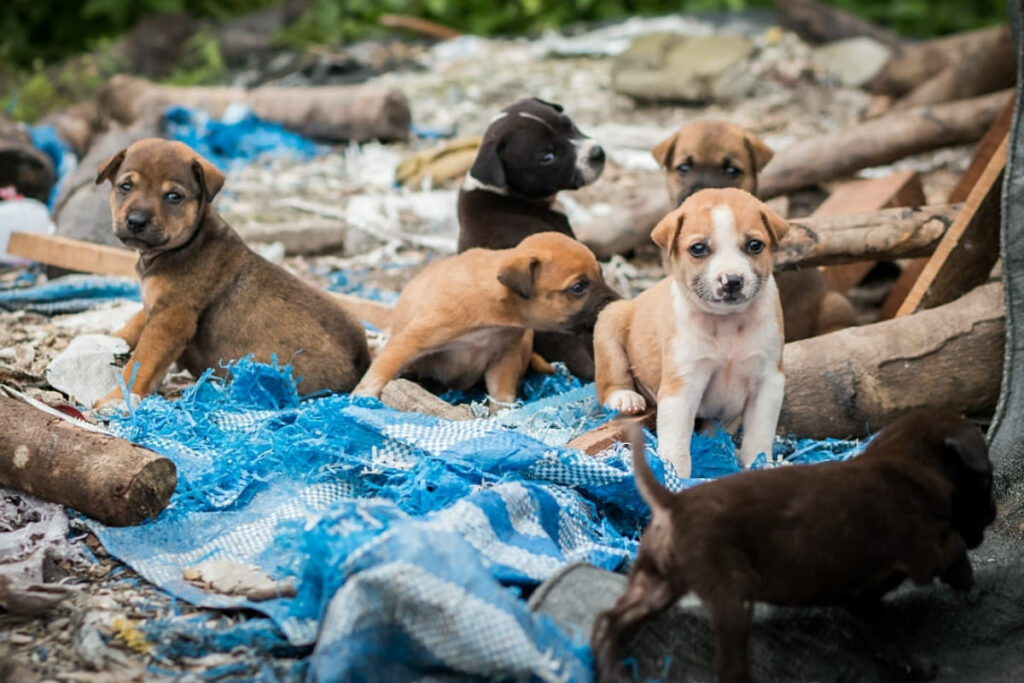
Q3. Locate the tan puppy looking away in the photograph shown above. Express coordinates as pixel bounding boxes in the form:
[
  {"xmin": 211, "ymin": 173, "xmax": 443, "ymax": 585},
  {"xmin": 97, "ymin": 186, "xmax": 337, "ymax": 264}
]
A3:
[
  {"xmin": 353, "ymin": 232, "xmax": 618, "ymax": 410},
  {"xmin": 95, "ymin": 139, "xmax": 370, "ymax": 405},
  {"xmin": 595, "ymin": 188, "xmax": 788, "ymax": 477}
]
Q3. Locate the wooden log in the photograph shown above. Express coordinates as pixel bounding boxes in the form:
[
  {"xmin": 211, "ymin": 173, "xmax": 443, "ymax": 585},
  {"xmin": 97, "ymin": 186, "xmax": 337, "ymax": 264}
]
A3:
[
  {"xmin": 774, "ymin": 203, "xmax": 959, "ymax": 269},
  {"xmin": 98, "ymin": 75, "xmax": 411, "ymax": 143},
  {"xmin": 380, "ymin": 379, "xmax": 474, "ymax": 421},
  {"xmin": 566, "ymin": 412, "xmax": 657, "ymax": 457},
  {"xmin": 895, "ymin": 133, "xmax": 1007, "ymax": 316},
  {"xmin": 880, "ymin": 96, "xmax": 1015, "ymax": 319},
  {"xmin": 0, "ymin": 395, "xmax": 176, "ymax": 526},
  {"xmin": 773, "ymin": 0, "xmax": 902, "ymax": 48},
  {"xmin": 814, "ymin": 170, "xmax": 926, "ymax": 294},
  {"xmin": 6, "ymin": 232, "xmax": 138, "ymax": 278},
  {"xmin": 896, "ymin": 27, "xmax": 1014, "ymax": 109},
  {"xmin": 867, "ymin": 25, "xmax": 1011, "ymax": 97},
  {"xmin": 758, "ymin": 90, "xmax": 1011, "ymax": 199},
  {"xmin": 779, "ymin": 281, "xmax": 1004, "ymax": 439}
]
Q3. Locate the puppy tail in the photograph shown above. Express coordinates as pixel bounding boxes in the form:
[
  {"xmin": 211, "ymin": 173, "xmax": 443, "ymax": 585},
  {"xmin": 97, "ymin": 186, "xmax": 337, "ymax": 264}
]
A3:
[
  {"xmin": 334, "ymin": 293, "xmax": 394, "ymax": 331},
  {"xmin": 625, "ymin": 421, "xmax": 674, "ymax": 511}
]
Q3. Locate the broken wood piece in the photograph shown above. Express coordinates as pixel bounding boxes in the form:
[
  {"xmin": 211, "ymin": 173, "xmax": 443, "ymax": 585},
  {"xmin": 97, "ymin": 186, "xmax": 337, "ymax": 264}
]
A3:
[
  {"xmin": 895, "ymin": 133, "xmax": 1007, "ymax": 317},
  {"xmin": 773, "ymin": 0, "xmax": 902, "ymax": 48},
  {"xmin": 880, "ymin": 96, "xmax": 1015, "ymax": 319},
  {"xmin": 378, "ymin": 13, "xmax": 462, "ymax": 39},
  {"xmin": 381, "ymin": 379, "xmax": 474, "ymax": 420},
  {"xmin": 814, "ymin": 170, "xmax": 926, "ymax": 294},
  {"xmin": 758, "ymin": 90, "xmax": 1011, "ymax": 199},
  {"xmin": 0, "ymin": 395, "xmax": 176, "ymax": 526},
  {"xmin": 6, "ymin": 232, "xmax": 138, "ymax": 278},
  {"xmin": 566, "ymin": 412, "xmax": 657, "ymax": 456},
  {"xmin": 99, "ymin": 75, "xmax": 411, "ymax": 143},
  {"xmin": 774, "ymin": 203, "xmax": 958, "ymax": 269},
  {"xmin": 779, "ymin": 281, "xmax": 1004, "ymax": 439}
]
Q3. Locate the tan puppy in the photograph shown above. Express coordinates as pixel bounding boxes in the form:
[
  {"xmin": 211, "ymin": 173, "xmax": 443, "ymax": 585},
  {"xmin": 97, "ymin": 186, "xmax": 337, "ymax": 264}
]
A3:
[
  {"xmin": 95, "ymin": 139, "xmax": 370, "ymax": 404},
  {"xmin": 652, "ymin": 121, "xmax": 855, "ymax": 342},
  {"xmin": 353, "ymin": 232, "xmax": 617, "ymax": 410},
  {"xmin": 595, "ymin": 188, "xmax": 787, "ymax": 477},
  {"xmin": 651, "ymin": 120, "xmax": 772, "ymax": 206}
]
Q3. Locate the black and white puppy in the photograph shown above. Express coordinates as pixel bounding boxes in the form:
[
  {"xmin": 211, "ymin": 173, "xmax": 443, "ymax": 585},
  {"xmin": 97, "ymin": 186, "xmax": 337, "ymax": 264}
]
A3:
[
  {"xmin": 457, "ymin": 98, "xmax": 614, "ymax": 380},
  {"xmin": 457, "ymin": 98, "xmax": 606, "ymax": 252}
]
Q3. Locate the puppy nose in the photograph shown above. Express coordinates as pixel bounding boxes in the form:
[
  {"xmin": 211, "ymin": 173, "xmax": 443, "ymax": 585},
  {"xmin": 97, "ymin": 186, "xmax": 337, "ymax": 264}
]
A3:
[
  {"xmin": 723, "ymin": 275, "xmax": 743, "ymax": 294},
  {"xmin": 126, "ymin": 211, "xmax": 150, "ymax": 233},
  {"xmin": 589, "ymin": 145, "xmax": 605, "ymax": 164}
]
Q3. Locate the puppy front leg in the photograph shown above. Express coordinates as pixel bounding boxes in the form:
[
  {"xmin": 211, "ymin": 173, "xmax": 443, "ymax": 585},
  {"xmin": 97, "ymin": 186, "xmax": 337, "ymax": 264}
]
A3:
[
  {"xmin": 353, "ymin": 325, "xmax": 452, "ymax": 398},
  {"xmin": 657, "ymin": 368, "xmax": 711, "ymax": 479},
  {"xmin": 96, "ymin": 309, "xmax": 197, "ymax": 407},
  {"xmin": 595, "ymin": 304, "xmax": 646, "ymax": 414},
  {"xmin": 483, "ymin": 331, "xmax": 532, "ymax": 413},
  {"xmin": 738, "ymin": 367, "xmax": 784, "ymax": 468},
  {"xmin": 111, "ymin": 309, "xmax": 147, "ymax": 350},
  {"xmin": 846, "ymin": 597, "xmax": 937, "ymax": 681},
  {"xmin": 591, "ymin": 557, "xmax": 677, "ymax": 683}
]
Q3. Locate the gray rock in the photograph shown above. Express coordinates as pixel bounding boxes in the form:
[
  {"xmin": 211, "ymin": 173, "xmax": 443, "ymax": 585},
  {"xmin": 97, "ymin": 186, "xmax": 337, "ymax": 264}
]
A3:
[
  {"xmin": 612, "ymin": 33, "xmax": 756, "ymax": 104},
  {"xmin": 813, "ymin": 37, "xmax": 893, "ymax": 87}
]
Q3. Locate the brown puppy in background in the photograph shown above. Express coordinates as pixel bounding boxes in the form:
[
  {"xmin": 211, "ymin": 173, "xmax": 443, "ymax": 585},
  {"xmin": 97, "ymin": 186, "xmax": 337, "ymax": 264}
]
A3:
[
  {"xmin": 652, "ymin": 120, "xmax": 855, "ymax": 341},
  {"xmin": 353, "ymin": 232, "xmax": 617, "ymax": 411},
  {"xmin": 592, "ymin": 410, "xmax": 996, "ymax": 683},
  {"xmin": 95, "ymin": 139, "xmax": 370, "ymax": 404}
]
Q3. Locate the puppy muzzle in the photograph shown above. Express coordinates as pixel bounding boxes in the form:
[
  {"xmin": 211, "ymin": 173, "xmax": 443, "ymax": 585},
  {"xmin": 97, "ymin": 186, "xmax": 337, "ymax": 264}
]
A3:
[{"xmin": 572, "ymin": 139, "xmax": 606, "ymax": 188}]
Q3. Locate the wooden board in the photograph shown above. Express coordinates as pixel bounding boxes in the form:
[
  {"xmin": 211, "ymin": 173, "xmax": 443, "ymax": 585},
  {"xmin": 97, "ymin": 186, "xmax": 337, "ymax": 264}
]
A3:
[
  {"xmin": 7, "ymin": 232, "xmax": 137, "ymax": 278},
  {"xmin": 894, "ymin": 133, "xmax": 1007, "ymax": 317},
  {"xmin": 880, "ymin": 96, "xmax": 1015, "ymax": 319},
  {"xmin": 815, "ymin": 170, "xmax": 926, "ymax": 293}
]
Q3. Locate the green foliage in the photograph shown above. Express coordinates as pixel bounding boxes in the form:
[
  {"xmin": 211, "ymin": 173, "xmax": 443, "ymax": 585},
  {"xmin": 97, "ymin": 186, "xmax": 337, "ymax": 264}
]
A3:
[{"xmin": 165, "ymin": 30, "xmax": 227, "ymax": 85}]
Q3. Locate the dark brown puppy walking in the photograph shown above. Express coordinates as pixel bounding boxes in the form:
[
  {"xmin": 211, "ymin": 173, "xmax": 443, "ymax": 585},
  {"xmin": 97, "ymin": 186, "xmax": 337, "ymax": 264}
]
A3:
[
  {"xmin": 95, "ymin": 139, "xmax": 369, "ymax": 405},
  {"xmin": 592, "ymin": 409, "xmax": 996, "ymax": 682}
]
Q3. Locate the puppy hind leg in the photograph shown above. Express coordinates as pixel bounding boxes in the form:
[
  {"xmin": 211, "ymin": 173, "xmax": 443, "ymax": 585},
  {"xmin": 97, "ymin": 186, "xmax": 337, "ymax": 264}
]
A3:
[
  {"xmin": 591, "ymin": 561, "xmax": 678, "ymax": 683},
  {"xmin": 703, "ymin": 589, "xmax": 754, "ymax": 683},
  {"xmin": 484, "ymin": 331, "xmax": 532, "ymax": 413},
  {"xmin": 846, "ymin": 597, "xmax": 937, "ymax": 681},
  {"xmin": 353, "ymin": 325, "xmax": 453, "ymax": 398}
]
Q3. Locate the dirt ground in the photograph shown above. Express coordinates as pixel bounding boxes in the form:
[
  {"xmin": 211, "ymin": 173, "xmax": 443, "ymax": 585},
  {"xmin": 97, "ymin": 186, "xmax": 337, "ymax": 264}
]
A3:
[{"xmin": 0, "ymin": 15, "xmax": 975, "ymax": 681}]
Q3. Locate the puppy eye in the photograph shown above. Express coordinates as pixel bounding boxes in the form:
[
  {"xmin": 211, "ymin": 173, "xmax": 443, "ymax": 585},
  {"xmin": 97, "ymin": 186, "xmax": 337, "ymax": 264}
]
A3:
[
  {"xmin": 723, "ymin": 162, "xmax": 742, "ymax": 176},
  {"xmin": 540, "ymin": 151, "xmax": 556, "ymax": 165},
  {"xmin": 675, "ymin": 162, "xmax": 691, "ymax": 175},
  {"xmin": 746, "ymin": 239, "xmax": 764, "ymax": 254},
  {"xmin": 567, "ymin": 280, "xmax": 589, "ymax": 296},
  {"xmin": 688, "ymin": 242, "xmax": 709, "ymax": 258},
  {"xmin": 165, "ymin": 191, "xmax": 183, "ymax": 203},
  {"xmin": 118, "ymin": 181, "xmax": 132, "ymax": 193}
]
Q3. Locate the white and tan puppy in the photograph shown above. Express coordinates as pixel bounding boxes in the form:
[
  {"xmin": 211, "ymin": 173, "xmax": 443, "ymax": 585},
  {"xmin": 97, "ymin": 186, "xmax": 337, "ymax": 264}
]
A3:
[{"xmin": 594, "ymin": 188, "xmax": 788, "ymax": 477}]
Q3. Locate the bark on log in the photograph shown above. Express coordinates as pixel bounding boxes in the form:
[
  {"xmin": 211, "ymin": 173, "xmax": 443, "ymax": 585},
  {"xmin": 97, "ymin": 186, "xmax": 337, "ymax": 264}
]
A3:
[
  {"xmin": 758, "ymin": 90, "xmax": 1011, "ymax": 198},
  {"xmin": 773, "ymin": 0, "xmax": 902, "ymax": 48},
  {"xmin": 775, "ymin": 203, "xmax": 959, "ymax": 269},
  {"xmin": 896, "ymin": 26, "xmax": 1015, "ymax": 109},
  {"xmin": 98, "ymin": 75, "xmax": 411, "ymax": 143},
  {"xmin": 381, "ymin": 379, "xmax": 474, "ymax": 420},
  {"xmin": 0, "ymin": 396, "xmax": 176, "ymax": 526},
  {"xmin": 778, "ymin": 281, "xmax": 1004, "ymax": 439},
  {"xmin": 868, "ymin": 25, "xmax": 1012, "ymax": 97}
]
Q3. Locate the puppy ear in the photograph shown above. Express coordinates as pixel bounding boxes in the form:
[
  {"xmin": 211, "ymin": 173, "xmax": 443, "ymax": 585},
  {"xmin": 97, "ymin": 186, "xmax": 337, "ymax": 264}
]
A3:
[
  {"xmin": 498, "ymin": 255, "xmax": 539, "ymax": 299},
  {"xmin": 95, "ymin": 149, "xmax": 126, "ymax": 185},
  {"xmin": 759, "ymin": 206, "xmax": 789, "ymax": 246},
  {"xmin": 469, "ymin": 140, "xmax": 506, "ymax": 188},
  {"xmin": 651, "ymin": 211, "xmax": 683, "ymax": 254},
  {"xmin": 191, "ymin": 158, "xmax": 225, "ymax": 202},
  {"xmin": 532, "ymin": 98, "xmax": 564, "ymax": 113},
  {"xmin": 944, "ymin": 426, "xmax": 992, "ymax": 474},
  {"xmin": 744, "ymin": 131, "xmax": 774, "ymax": 172},
  {"xmin": 651, "ymin": 132, "xmax": 676, "ymax": 169}
]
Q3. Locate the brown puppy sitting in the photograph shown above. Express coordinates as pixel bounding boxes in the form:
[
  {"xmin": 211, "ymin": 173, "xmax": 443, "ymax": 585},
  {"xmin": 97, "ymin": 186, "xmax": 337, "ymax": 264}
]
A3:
[
  {"xmin": 95, "ymin": 139, "xmax": 370, "ymax": 404},
  {"xmin": 652, "ymin": 120, "xmax": 856, "ymax": 341},
  {"xmin": 352, "ymin": 232, "xmax": 617, "ymax": 411},
  {"xmin": 592, "ymin": 409, "xmax": 996, "ymax": 683}
]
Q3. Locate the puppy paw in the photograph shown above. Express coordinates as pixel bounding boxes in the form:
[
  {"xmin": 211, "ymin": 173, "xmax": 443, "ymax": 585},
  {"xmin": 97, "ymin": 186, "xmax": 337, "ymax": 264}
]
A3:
[
  {"xmin": 605, "ymin": 389, "xmax": 646, "ymax": 414},
  {"xmin": 352, "ymin": 378, "xmax": 383, "ymax": 399},
  {"xmin": 92, "ymin": 392, "xmax": 140, "ymax": 415}
]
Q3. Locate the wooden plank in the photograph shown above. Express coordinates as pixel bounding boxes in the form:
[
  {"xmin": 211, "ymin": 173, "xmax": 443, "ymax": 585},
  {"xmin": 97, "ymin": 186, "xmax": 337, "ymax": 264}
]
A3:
[
  {"xmin": 894, "ymin": 133, "xmax": 1007, "ymax": 317},
  {"xmin": 566, "ymin": 412, "xmax": 656, "ymax": 457},
  {"xmin": 816, "ymin": 170, "xmax": 926, "ymax": 293},
  {"xmin": 7, "ymin": 232, "xmax": 137, "ymax": 278},
  {"xmin": 879, "ymin": 96, "xmax": 1015, "ymax": 319}
]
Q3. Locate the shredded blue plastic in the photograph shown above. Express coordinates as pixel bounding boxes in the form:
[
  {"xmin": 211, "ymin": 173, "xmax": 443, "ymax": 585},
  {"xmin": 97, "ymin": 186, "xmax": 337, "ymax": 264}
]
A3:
[
  {"xmin": 87, "ymin": 357, "xmax": 864, "ymax": 681},
  {"xmin": 0, "ymin": 274, "xmax": 140, "ymax": 314},
  {"xmin": 163, "ymin": 105, "xmax": 323, "ymax": 171}
]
